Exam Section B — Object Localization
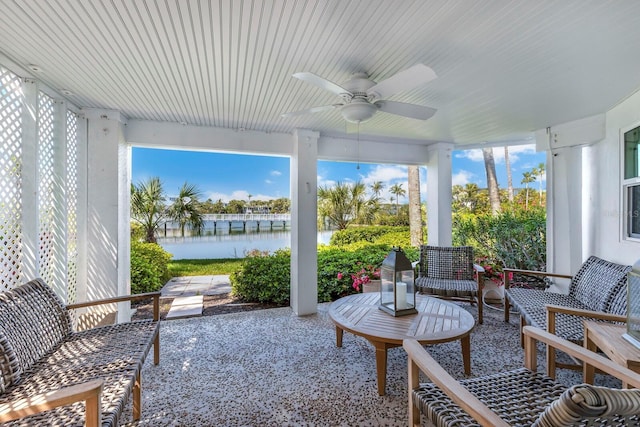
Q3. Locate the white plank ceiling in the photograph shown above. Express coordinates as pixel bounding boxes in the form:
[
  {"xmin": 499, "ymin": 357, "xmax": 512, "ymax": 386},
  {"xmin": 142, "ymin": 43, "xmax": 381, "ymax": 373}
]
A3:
[{"xmin": 2, "ymin": 0, "xmax": 640, "ymax": 145}]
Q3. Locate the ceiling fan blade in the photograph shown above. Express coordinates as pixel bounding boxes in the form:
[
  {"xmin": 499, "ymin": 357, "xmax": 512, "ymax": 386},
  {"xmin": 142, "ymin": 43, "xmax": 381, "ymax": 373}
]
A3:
[
  {"xmin": 367, "ymin": 64, "xmax": 437, "ymax": 99},
  {"xmin": 292, "ymin": 72, "xmax": 352, "ymax": 97},
  {"xmin": 281, "ymin": 104, "xmax": 342, "ymax": 118},
  {"xmin": 374, "ymin": 100, "xmax": 437, "ymax": 120}
]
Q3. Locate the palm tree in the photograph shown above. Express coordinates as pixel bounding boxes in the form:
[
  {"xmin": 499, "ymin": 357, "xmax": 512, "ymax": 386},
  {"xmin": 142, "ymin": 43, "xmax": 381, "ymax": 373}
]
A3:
[
  {"xmin": 370, "ymin": 181, "xmax": 384, "ymax": 198},
  {"xmin": 482, "ymin": 147, "xmax": 501, "ymax": 215},
  {"xmin": 452, "ymin": 183, "xmax": 482, "ymax": 213},
  {"xmin": 534, "ymin": 162, "xmax": 545, "ymax": 205},
  {"xmin": 317, "ymin": 181, "xmax": 371, "ymax": 230},
  {"xmin": 390, "ymin": 183, "xmax": 406, "ymax": 215},
  {"xmin": 131, "ymin": 177, "xmax": 166, "ymax": 243},
  {"xmin": 505, "ymin": 146, "xmax": 514, "ymax": 203},
  {"xmin": 408, "ymin": 166, "xmax": 423, "ymax": 246},
  {"xmin": 167, "ymin": 182, "xmax": 204, "ymax": 237},
  {"xmin": 521, "ymin": 171, "xmax": 536, "ymax": 210}
]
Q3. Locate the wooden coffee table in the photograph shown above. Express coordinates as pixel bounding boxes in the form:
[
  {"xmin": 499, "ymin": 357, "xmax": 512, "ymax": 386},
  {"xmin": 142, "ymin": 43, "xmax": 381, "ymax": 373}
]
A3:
[
  {"xmin": 328, "ymin": 292, "xmax": 475, "ymax": 395},
  {"xmin": 583, "ymin": 320, "xmax": 640, "ymax": 388}
]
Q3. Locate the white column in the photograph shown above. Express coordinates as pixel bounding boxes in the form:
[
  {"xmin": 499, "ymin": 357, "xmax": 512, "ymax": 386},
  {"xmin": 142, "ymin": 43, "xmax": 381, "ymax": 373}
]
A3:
[
  {"xmin": 546, "ymin": 146, "xmax": 584, "ymax": 281},
  {"xmin": 83, "ymin": 109, "xmax": 130, "ymax": 321},
  {"xmin": 76, "ymin": 115, "xmax": 89, "ymax": 304},
  {"xmin": 20, "ymin": 78, "xmax": 38, "ymax": 281},
  {"xmin": 290, "ymin": 129, "xmax": 319, "ymax": 316},
  {"xmin": 52, "ymin": 99, "xmax": 68, "ymax": 299},
  {"xmin": 426, "ymin": 143, "xmax": 454, "ymax": 246}
]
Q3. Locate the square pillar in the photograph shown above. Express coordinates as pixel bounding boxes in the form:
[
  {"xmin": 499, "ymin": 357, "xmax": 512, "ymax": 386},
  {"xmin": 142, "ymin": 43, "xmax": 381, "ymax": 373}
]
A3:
[
  {"xmin": 426, "ymin": 143, "xmax": 454, "ymax": 246},
  {"xmin": 83, "ymin": 109, "xmax": 131, "ymax": 322},
  {"xmin": 290, "ymin": 129, "xmax": 319, "ymax": 315}
]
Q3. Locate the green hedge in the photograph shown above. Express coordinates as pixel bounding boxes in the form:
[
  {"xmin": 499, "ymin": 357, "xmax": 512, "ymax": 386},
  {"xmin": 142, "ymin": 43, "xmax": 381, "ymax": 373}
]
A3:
[
  {"xmin": 130, "ymin": 241, "xmax": 173, "ymax": 294},
  {"xmin": 453, "ymin": 206, "xmax": 546, "ymax": 272},
  {"xmin": 330, "ymin": 226, "xmax": 409, "ymax": 246},
  {"xmin": 229, "ymin": 249, "xmax": 291, "ymax": 304},
  {"xmin": 230, "ymin": 244, "xmax": 419, "ymax": 304}
]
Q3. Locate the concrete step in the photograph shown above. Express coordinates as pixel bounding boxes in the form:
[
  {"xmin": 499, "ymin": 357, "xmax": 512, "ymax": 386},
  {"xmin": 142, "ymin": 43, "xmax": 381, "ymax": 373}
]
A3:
[{"xmin": 166, "ymin": 295, "xmax": 203, "ymax": 319}]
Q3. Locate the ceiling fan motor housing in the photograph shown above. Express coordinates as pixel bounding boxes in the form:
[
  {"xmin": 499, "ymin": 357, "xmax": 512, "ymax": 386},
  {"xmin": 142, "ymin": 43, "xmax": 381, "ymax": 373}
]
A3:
[
  {"xmin": 339, "ymin": 73, "xmax": 378, "ymax": 122},
  {"xmin": 340, "ymin": 100, "xmax": 377, "ymax": 123}
]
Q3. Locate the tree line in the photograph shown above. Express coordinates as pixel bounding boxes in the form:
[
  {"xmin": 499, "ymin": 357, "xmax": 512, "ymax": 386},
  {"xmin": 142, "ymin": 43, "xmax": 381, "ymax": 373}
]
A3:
[
  {"xmin": 318, "ymin": 147, "xmax": 546, "ymax": 247},
  {"xmin": 132, "ymin": 147, "xmax": 545, "ymax": 244},
  {"xmin": 131, "ymin": 177, "xmax": 290, "ymax": 243}
]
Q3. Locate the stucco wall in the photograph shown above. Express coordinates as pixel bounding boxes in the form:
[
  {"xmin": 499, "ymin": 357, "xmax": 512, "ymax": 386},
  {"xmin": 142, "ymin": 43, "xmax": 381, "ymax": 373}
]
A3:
[{"xmin": 597, "ymin": 89, "xmax": 640, "ymax": 265}]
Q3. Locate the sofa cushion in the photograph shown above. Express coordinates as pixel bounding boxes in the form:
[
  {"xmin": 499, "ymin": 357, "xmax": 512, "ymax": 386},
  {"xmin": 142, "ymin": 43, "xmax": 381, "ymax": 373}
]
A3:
[
  {"xmin": 0, "ymin": 279, "xmax": 72, "ymax": 392},
  {"xmin": 416, "ymin": 277, "xmax": 478, "ymax": 297},
  {"xmin": 569, "ymin": 256, "xmax": 631, "ymax": 313}
]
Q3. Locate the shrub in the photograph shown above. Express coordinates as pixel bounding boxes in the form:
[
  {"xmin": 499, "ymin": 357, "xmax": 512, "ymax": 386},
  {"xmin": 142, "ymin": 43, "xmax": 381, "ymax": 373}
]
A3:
[
  {"xmin": 330, "ymin": 226, "xmax": 408, "ymax": 246},
  {"xmin": 230, "ymin": 249, "xmax": 291, "ymax": 304},
  {"xmin": 373, "ymin": 230, "xmax": 411, "ymax": 248},
  {"xmin": 130, "ymin": 222, "xmax": 145, "ymax": 241},
  {"xmin": 130, "ymin": 241, "xmax": 173, "ymax": 294},
  {"xmin": 453, "ymin": 206, "xmax": 546, "ymax": 274},
  {"xmin": 231, "ymin": 244, "xmax": 420, "ymax": 304}
]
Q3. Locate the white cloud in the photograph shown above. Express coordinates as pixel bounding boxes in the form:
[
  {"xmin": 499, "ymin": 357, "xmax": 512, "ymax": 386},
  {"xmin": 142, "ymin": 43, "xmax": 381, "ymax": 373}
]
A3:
[
  {"xmin": 270, "ymin": 170, "xmax": 282, "ymax": 176},
  {"xmin": 317, "ymin": 174, "xmax": 336, "ymax": 188},
  {"xmin": 265, "ymin": 179, "xmax": 273, "ymax": 184},
  {"xmin": 452, "ymin": 170, "xmax": 475, "ymax": 186},
  {"xmin": 362, "ymin": 165, "xmax": 408, "ymax": 185}
]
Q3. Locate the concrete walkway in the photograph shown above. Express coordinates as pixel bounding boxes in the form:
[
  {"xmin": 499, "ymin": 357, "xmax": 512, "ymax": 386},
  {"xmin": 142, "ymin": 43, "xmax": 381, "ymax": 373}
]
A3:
[{"xmin": 160, "ymin": 275, "xmax": 231, "ymax": 319}]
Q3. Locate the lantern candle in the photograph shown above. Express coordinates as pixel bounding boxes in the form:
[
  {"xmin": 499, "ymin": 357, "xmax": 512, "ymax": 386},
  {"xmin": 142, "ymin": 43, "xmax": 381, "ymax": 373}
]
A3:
[{"xmin": 396, "ymin": 281, "xmax": 407, "ymax": 309}]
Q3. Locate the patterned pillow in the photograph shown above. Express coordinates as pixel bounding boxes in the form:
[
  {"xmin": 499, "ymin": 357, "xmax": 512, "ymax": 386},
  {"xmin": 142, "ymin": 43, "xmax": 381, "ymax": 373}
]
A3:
[{"xmin": 0, "ymin": 328, "xmax": 21, "ymax": 393}]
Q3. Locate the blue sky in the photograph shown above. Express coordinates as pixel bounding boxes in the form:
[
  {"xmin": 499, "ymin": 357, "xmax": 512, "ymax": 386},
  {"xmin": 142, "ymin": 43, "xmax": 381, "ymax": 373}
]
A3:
[{"xmin": 131, "ymin": 145, "xmax": 546, "ymax": 203}]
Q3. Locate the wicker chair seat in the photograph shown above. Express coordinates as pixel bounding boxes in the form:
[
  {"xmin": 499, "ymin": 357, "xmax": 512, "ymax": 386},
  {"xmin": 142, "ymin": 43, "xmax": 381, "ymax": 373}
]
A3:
[
  {"xmin": 413, "ymin": 368, "xmax": 565, "ymax": 427},
  {"xmin": 505, "ymin": 288, "xmax": 587, "ymax": 313},
  {"xmin": 415, "ymin": 277, "xmax": 478, "ymax": 297},
  {"xmin": 414, "ymin": 368, "xmax": 640, "ymax": 427}
]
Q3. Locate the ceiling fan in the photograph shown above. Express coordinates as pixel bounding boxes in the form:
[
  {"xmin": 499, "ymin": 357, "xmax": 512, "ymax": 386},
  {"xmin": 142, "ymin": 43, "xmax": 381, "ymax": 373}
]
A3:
[{"xmin": 282, "ymin": 63, "xmax": 437, "ymax": 123}]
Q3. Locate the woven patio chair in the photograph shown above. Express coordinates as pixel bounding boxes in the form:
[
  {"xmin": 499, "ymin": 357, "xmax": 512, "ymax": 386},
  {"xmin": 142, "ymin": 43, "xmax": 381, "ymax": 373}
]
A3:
[
  {"xmin": 404, "ymin": 326, "xmax": 640, "ymax": 427},
  {"xmin": 415, "ymin": 245, "xmax": 484, "ymax": 324},
  {"xmin": 503, "ymin": 256, "xmax": 631, "ymax": 377}
]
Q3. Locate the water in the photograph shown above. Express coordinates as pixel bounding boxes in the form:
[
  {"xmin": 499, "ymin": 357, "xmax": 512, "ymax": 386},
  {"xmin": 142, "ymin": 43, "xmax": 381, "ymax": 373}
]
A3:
[{"xmin": 158, "ymin": 230, "xmax": 334, "ymax": 259}]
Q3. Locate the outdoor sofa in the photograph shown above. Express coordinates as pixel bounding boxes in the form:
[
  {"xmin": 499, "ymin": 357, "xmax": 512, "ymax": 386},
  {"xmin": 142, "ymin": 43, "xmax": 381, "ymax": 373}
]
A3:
[
  {"xmin": 0, "ymin": 278, "xmax": 160, "ymax": 426},
  {"xmin": 503, "ymin": 255, "xmax": 631, "ymax": 376}
]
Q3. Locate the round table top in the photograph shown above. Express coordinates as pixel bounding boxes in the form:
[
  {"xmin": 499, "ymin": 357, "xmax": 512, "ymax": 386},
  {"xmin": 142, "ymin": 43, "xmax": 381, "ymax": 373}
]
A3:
[{"xmin": 328, "ymin": 292, "xmax": 475, "ymax": 345}]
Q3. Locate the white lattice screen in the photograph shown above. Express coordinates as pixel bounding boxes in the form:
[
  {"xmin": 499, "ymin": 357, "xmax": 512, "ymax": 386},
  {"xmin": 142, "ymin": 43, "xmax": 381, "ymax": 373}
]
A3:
[
  {"xmin": 66, "ymin": 110, "xmax": 79, "ymax": 304},
  {"xmin": 37, "ymin": 93, "xmax": 56, "ymax": 287},
  {"xmin": 0, "ymin": 68, "xmax": 24, "ymax": 291},
  {"xmin": 0, "ymin": 65, "xmax": 88, "ymax": 299}
]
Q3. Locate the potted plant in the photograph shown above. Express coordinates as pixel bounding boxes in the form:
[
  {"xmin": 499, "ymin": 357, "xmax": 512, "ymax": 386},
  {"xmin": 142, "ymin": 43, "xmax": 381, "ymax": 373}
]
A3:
[{"xmin": 338, "ymin": 263, "xmax": 381, "ymax": 293}]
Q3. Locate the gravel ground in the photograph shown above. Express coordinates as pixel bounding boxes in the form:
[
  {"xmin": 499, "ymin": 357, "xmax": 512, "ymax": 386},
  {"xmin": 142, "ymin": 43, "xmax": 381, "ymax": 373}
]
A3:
[{"xmin": 131, "ymin": 293, "xmax": 286, "ymax": 321}]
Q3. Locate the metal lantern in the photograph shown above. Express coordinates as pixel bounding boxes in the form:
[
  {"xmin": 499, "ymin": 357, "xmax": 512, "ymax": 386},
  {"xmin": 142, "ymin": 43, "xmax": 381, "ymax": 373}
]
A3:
[{"xmin": 379, "ymin": 247, "xmax": 417, "ymax": 316}]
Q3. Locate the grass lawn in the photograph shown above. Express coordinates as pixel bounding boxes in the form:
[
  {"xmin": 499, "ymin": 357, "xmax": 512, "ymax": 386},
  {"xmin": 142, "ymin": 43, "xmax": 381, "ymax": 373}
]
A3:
[{"xmin": 167, "ymin": 258, "xmax": 244, "ymax": 277}]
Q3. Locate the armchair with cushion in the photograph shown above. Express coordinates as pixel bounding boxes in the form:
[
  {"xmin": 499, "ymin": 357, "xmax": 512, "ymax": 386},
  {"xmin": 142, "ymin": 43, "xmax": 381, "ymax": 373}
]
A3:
[
  {"xmin": 415, "ymin": 245, "xmax": 484, "ymax": 324},
  {"xmin": 503, "ymin": 255, "xmax": 631, "ymax": 376},
  {"xmin": 404, "ymin": 326, "xmax": 640, "ymax": 427}
]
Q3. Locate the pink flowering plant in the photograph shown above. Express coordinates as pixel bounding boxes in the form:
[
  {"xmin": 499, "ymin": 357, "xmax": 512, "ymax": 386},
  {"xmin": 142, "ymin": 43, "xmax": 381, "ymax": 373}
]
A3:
[
  {"xmin": 337, "ymin": 262, "xmax": 381, "ymax": 292},
  {"xmin": 476, "ymin": 256, "xmax": 511, "ymax": 286}
]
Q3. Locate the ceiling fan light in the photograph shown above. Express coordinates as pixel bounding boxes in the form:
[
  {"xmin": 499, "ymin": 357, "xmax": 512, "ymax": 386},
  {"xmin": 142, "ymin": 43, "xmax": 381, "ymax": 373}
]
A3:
[{"xmin": 340, "ymin": 102, "xmax": 377, "ymax": 123}]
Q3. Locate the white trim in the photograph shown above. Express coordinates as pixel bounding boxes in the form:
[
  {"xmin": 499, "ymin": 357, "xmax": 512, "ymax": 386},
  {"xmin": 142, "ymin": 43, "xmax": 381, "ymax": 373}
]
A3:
[{"xmin": 620, "ymin": 120, "xmax": 640, "ymax": 243}]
